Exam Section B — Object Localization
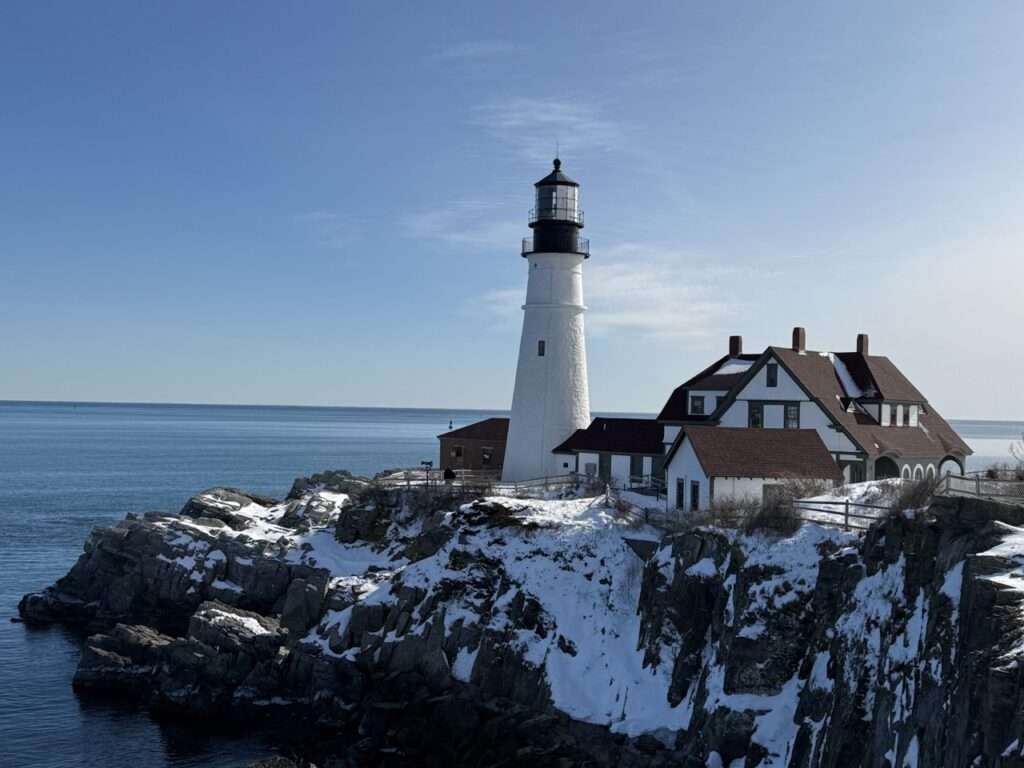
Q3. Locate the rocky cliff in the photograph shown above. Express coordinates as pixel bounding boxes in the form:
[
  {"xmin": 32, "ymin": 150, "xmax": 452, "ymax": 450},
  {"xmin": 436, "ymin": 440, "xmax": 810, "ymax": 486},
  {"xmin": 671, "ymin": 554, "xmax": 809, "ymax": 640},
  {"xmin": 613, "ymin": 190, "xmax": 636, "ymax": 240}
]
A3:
[{"xmin": 18, "ymin": 471, "xmax": 1024, "ymax": 767}]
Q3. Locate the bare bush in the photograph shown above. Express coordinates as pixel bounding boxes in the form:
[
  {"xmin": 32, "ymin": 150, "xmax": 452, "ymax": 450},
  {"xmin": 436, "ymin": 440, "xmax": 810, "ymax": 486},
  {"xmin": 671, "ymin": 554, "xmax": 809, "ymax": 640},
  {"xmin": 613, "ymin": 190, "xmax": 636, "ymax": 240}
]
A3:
[
  {"xmin": 743, "ymin": 487, "xmax": 806, "ymax": 535},
  {"xmin": 894, "ymin": 477, "xmax": 937, "ymax": 513}
]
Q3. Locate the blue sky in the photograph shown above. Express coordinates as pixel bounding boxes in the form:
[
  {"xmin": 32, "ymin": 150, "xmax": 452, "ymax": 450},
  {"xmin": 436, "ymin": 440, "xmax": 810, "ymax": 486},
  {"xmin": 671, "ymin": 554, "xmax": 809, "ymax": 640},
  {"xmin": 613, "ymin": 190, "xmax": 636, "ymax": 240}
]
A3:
[{"xmin": 2, "ymin": 2, "xmax": 1022, "ymax": 419}]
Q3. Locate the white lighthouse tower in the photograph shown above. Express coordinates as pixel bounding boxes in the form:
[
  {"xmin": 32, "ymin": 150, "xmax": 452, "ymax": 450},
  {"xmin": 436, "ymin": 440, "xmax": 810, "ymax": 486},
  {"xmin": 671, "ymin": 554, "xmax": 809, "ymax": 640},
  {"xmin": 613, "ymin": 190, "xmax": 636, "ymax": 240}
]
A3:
[{"xmin": 502, "ymin": 159, "xmax": 591, "ymax": 482}]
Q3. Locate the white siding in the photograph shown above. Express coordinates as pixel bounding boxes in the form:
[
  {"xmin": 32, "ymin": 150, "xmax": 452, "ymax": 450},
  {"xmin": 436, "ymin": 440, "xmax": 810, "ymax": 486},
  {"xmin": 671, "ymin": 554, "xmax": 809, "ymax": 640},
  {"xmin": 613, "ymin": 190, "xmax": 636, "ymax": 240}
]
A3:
[
  {"xmin": 798, "ymin": 402, "xmax": 859, "ymax": 453},
  {"xmin": 663, "ymin": 425, "xmax": 681, "ymax": 446},
  {"xmin": 578, "ymin": 452, "xmax": 599, "ymax": 476},
  {"xmin": 665, "ymin": 440, "xmax": 710, "ymax": 510},
  {"xmin": 610, "ymin": 455, "xmax": 631, "ymax": 486},
  {"xmin": 740, "ymin": 356, "xmax": 805, "ymax": 400},
  {"xmin": 687, "ymin": 390, "xmax": 722, "ymax": 416},
  {"xmin": 714, "ymin": 477, "xmax": 770, "ymax": 504},
  {"xmin": 764, "ymin": 404, "xmax": 784, "ymax": 428},
  {"xmin": 720, "ymin": 401, "xmax": 748, "ymax": 427}
]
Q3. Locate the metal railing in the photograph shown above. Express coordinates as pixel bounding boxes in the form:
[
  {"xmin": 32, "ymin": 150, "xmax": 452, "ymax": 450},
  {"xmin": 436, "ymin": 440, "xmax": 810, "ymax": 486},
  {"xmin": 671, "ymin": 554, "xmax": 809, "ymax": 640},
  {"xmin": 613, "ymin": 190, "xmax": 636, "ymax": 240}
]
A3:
[
  {"xmin": 522, "ymin": 236, "xmax": 589, "ymax": 256},
  {"xmin": 529, "ymin": 206, "xmax": 583, "ymax": 226}
]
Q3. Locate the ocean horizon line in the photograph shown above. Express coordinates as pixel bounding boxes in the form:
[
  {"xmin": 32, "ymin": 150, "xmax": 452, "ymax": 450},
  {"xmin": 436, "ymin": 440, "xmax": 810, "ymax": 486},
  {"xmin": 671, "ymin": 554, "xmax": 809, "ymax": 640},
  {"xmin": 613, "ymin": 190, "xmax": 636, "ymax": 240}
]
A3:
[{"xmin": 0, "ymin": 398, "xmax": 1020, "ymax": 426}]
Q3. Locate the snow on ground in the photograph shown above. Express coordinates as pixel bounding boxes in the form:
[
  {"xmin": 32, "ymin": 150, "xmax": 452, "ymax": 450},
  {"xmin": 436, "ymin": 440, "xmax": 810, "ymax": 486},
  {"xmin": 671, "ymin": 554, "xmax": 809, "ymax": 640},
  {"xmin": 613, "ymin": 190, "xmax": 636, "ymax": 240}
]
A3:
[{"xmin": 799, "ymin": 479, "xmax": 903, "ymax": 529}]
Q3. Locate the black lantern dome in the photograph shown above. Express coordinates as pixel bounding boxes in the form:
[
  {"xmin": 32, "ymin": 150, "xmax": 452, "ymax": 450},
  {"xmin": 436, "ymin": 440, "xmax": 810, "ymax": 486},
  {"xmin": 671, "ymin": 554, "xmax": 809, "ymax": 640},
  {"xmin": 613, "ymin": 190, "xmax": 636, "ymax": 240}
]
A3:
[{"xmin": 522, "ymin": 159, "xmax": 589, "ymax": 258}]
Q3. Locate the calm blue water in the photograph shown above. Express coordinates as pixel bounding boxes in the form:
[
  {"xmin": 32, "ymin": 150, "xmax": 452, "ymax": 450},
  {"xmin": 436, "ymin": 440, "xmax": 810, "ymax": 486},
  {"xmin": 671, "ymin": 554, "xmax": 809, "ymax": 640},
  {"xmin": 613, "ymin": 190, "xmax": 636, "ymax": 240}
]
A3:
[
  {"xmin": 0, "ymin": 401, "xmax": 504, "ymax": 768},
  {"xmin": 0, "ymin": 401, "xmax": 1019, "ymax": 767}
]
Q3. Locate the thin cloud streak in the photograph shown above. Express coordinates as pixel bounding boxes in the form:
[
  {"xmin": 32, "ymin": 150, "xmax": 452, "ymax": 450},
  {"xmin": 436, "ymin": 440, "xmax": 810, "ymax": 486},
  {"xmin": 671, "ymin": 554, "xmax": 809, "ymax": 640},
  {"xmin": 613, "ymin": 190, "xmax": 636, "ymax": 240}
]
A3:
[
  {"xmin": 471, "ymin": 97, "xmax": 624, "ymax": 163},
  {"xmin": 427, "ymin": 41, "xmax": 523, "ymax": 63},
  {"xmin": 467, "ymin": 242, "xmax": 755, "ymax": 340},
  {"xmin": 401, "ymin": 206, "xmax": 522, "ymax": 251}
]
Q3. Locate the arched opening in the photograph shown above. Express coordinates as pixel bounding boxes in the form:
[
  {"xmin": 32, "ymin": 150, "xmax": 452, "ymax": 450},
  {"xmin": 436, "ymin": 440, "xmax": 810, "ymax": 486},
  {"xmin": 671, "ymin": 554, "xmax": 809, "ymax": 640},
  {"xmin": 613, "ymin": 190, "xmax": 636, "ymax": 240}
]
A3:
[
  {"xmin": 939, "ymin": 456, "xmax": 964, "ymax": 477},
  {"xmin": 901, "ymin": 465, "xmax": 912, "ymax": 480},
  {"xmin": 913, "ymin": 465, "xmax": 924, "ymax": 480},
  {"xmin": 875, "ymin": 456, "xmax": 900, "ymax": 480},
  {"xmin": 926, "ymin": 464, "xmax": 936, "ymax": 480}
]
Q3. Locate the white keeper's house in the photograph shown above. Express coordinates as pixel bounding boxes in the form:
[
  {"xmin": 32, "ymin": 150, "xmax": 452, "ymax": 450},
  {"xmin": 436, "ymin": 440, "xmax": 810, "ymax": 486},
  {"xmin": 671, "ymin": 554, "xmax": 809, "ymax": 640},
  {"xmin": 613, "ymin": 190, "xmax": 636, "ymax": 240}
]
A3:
[{"xmin": 442, "ymin": 161, "xmax": 973, "ymax": 510}]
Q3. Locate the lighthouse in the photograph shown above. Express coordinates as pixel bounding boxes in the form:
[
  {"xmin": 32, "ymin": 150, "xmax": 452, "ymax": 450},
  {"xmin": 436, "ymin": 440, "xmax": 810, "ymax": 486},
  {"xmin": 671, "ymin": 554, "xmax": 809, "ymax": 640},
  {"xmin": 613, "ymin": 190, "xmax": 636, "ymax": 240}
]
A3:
[{"xmin": 501, "ymin": 159, "xmax": 592, "ymax": 482}]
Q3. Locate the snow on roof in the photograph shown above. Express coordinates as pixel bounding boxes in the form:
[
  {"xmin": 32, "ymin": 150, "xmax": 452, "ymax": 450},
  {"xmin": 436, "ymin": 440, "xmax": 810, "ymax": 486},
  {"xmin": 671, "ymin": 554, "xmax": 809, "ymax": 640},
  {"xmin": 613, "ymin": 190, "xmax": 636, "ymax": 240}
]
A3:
[
  {"xmin": 715, "ymin": 358, "xmax": 754, "ymax": 376},
  {"xmin": 828, "ymin": 353, "xmax": 864, "ymax": 399}
]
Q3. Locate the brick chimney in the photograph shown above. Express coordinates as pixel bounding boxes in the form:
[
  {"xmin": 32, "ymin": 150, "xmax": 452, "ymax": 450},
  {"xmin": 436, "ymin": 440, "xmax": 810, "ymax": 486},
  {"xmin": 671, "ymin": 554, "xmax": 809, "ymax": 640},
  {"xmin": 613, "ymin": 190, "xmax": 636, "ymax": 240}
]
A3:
[
  {"xmin": 857, "ymin": 333, "xmax": 870, "ymax": 356},
  {"xmin": 792, "ymin": 326, "xmax": 806, "ymax": 353},
  {"xmin": 729, "ymin": 335, "xmax": 742, "ymax": 357}
]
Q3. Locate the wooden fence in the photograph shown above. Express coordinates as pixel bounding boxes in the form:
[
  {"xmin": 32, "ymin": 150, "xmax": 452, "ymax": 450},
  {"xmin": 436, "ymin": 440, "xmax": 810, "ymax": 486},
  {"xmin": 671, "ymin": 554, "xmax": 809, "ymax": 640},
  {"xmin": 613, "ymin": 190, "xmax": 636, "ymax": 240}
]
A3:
[
  {"xmin": 938, "ymin": 472, "xmax": 1024, "ymax": 502},
  {"xmin": 374, "ymin": 468, "xmax": 589, "ymax": 499}
]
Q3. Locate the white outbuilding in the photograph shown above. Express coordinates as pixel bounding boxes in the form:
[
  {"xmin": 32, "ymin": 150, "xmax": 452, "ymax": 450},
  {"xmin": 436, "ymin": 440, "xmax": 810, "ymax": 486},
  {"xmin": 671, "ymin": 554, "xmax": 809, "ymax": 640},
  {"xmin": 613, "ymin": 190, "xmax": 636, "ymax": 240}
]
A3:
[{"xmin": 665, "ymin": 426, "xmax": 843, "ymax": 512}]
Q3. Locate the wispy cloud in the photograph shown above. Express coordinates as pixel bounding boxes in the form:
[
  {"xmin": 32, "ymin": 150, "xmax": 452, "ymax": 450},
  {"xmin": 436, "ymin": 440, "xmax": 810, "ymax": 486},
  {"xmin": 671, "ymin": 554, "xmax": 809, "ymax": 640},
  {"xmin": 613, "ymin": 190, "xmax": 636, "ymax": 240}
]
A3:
[
  {"xmin": 293, "ymin": 211, "xmax": 355, "ymax": 250},
  {"xmin": 401, "ymin": 203, "xmax": 521, "ymax": 251},
  {"xmin": 427, "ymin": 41, "xmax": 522, "ymax": 63},
  {"xmin": 471, "ymin": 97, "xmax": 624, "ymax": 163},
  {"xmin": 468, "ymin": 242, "xmax": 754, "ymax": 339}
]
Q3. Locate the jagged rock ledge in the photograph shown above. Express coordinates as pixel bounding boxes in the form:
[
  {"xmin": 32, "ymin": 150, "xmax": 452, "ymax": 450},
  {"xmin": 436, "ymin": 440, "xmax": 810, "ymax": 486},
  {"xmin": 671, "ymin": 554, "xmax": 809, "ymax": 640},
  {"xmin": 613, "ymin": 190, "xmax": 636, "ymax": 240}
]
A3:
[{"xmin": 18, "ymin": 472, "xmax": 1024, "ymax": 766}]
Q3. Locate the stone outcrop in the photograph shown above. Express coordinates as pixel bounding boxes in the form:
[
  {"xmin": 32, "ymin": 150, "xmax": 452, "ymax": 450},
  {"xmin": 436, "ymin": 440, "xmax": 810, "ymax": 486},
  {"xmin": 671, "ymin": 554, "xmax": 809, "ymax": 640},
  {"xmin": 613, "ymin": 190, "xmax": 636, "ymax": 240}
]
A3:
[{"xmin": 18, "ymin": 475, "xmax": 1024, "ymax": 766}]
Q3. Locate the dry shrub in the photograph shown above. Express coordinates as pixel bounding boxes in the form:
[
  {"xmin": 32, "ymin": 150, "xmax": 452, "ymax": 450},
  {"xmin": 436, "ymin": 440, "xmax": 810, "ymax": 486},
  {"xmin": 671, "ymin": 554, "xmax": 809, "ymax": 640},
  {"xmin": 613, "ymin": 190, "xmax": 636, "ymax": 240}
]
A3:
[
  {"xmin": 745, "ymin": 495, "xmax": 802, "ymax": 536},
  {"xmin": 894, "ymin": 477, "xmax": 937, "ymax": 513},
  {"xmin": 985, "ymin": 462, "xmax": 1024, "ymax": 482}
]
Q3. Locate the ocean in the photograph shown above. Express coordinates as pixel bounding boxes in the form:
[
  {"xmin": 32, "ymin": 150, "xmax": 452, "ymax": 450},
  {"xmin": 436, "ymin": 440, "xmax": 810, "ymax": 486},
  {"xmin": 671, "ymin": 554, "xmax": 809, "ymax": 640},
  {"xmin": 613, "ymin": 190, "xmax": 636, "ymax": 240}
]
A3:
[{"xmin": 0, "ymin": 401, "xmax": 1020, "ymax": 767}]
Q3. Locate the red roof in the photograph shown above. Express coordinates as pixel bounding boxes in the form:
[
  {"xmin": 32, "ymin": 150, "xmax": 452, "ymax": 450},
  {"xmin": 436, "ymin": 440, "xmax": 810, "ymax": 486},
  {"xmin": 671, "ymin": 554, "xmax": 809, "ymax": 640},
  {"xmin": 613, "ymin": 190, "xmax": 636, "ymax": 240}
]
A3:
[
  {"xmin": 553, "ymin": 417, "xmax": 663, "ymax": 455},
  {"xmin": 438, "ymin": 417, "xmax": 509, "ymax": 441},
  {"xmin": 682, "ymin": 426, "xmax": 842, "ymax": 481}
]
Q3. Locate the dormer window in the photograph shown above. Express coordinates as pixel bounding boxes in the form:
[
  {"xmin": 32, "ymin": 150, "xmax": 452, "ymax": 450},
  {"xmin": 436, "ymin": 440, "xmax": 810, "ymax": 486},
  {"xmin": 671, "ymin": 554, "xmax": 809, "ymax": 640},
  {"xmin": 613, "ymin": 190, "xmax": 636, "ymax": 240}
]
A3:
[
  {"xmin": 689, "ymin": 395, "xmax": 705, "ymax": 415},
  {"xmin": 895, "ymin": 404, "xmax": 904, "ymax": 427},
  {"xmin": 909, "ymin": 405, "xmax": 919, "ymax": 427},
  {"xmin": 881, "ymin": 404, "xmax": 891, "ymax": 426}
]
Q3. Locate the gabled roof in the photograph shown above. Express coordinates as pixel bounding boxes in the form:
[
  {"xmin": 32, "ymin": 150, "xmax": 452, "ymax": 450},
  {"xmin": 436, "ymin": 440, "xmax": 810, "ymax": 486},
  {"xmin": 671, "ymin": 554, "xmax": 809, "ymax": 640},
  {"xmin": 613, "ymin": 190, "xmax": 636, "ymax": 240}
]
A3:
[
  {"xmin": 657, "ymin": 354, "xmax": 760, "ymax": 421},
  {"xmin": 553, "ymin": 417, "xmax": 663, "ymax": 455},
  {"xmin": 438, "ymin": 417, "xmax": 509, "ymax": 441},
  {"xmin": 760, "ymin": 347, "xmax": 970, "ymax": 459},
  {"xmin": 681, "ymin": 426, "xmax": 842, "ymax": 481}
]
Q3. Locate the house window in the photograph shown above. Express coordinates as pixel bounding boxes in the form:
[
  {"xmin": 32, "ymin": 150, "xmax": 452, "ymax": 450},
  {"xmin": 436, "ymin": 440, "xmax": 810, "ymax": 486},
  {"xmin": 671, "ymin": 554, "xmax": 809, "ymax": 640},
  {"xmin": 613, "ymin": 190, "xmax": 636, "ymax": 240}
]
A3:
[
  {"xmin": 690, "ymin": 481, "xmax": 700, "ymax": 512},
  {"xmin": 716, "ymin": 395, "xmax": 726, "ymax": 410},
  {"xmin": 909, "ymin": 405, "xmax": 919, "ymax": 427},
  {"xmin": 690, "ymin": 395, "xmax": 705, "ymax": 415},
  {"xmin": 675, "ymin": 479, "xmax": 686, "ymax": 510},
  {"xmin": 895, "ymin": 404, "xmax": 904, "ymax": 427},
  {"xmin": 766, "ymin": 363, "xmax": 779, "ymax": 388},
  {"xmin": 903, "ymin": 406, "xmax": 911, "ymax": 427},
  {"xmin": 481, "ymin": 447, "xmax": 493, "ymax": 466},
  {"xmin": 749, "ymin": 402, "xmax": 764, "ymax": 428},
  {"xmin": 785, "ymin": 403, "xmax": 800, "ymax": 429},
  {"xmin": 538, "ymin": 340, "xmax": 546, "ymax": 357},
  {"xmin": 880, "ymin": 404, "xmax": 891, "ymax": 426},
  {"xmin": 451, "ymin": 445, "xmax": 463, "ymax": 458}
]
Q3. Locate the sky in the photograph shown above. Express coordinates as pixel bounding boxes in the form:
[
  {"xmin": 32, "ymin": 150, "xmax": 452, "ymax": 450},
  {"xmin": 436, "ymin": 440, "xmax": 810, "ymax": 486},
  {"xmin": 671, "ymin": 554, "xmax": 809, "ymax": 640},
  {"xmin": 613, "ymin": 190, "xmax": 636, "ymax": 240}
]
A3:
[{"xmin": 1, "ymin": 2, "xmax": 1022, "ymax": 419}]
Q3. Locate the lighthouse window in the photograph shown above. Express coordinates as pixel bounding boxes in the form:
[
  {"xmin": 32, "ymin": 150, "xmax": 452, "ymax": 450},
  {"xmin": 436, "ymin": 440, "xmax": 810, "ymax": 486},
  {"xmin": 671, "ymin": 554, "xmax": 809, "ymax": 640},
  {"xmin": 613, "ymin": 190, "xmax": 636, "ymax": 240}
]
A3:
[{"xmin": 538, "ymin": 340, "xmax": 546, "ymax": 357}]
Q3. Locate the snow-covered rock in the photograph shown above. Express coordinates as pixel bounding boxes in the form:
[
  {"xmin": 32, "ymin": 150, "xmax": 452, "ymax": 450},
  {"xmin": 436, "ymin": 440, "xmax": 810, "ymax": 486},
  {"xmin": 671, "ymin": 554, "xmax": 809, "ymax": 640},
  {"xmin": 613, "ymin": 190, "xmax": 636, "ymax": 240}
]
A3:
[{"xmin": 19, "ymin": 474, "xmax": 1024, "ymax": 766}]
